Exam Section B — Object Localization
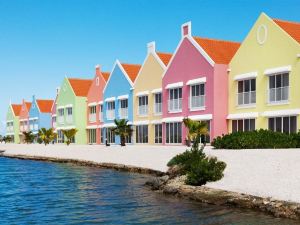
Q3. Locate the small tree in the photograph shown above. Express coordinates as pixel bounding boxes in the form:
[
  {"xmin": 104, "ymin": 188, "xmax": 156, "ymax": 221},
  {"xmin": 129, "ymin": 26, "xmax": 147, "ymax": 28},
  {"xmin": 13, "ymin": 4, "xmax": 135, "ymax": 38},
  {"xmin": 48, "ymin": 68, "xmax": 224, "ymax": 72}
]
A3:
[
  {"xmin": 183, "ymin": 118, "xmax": 208, "ymax": 146},
  {"xmin": 38, "ymin": 128, "xmax": 57, "ymax": 146},
  {"xmin": 23, "ymin": 131, "xmax": 35, "ymax": 144},
  {"xmin": 112, "ymin": 119, "xmax": 132, "ymax": 146},
  {"xmin": 62, "ymin": 129, "xmax": 78, "ymax": 146},
  {"xmin": 2, "ymin": 136, "xmax": 12, "ymax": 144}
]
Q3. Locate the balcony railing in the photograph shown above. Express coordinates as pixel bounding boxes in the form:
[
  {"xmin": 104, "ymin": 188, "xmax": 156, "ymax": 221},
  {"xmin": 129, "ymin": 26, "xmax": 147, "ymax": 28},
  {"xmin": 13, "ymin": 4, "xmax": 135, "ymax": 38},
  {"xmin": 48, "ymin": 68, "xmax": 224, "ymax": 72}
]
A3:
[
  {"xmin": 58, "ymin": 116, "xmax": 64, "ymax": 124},
  {"xmin": 154, "ymin": 103, "xmax": 162, "ymax": 115},
  {"xmin": 89, "ymin": 113, "xmax": 96, "ymax": 123},
  {"xmin": 138, "ymin": 105, "xmax": 148, "ymax": 116},
  {"xmin": 119, "ymin": 108, "xmax": 128, "ymax": 119},
  {"xmin": 34, "ymin": 124, "xmax": 38, "ymax": 130},
  {"xmin": 168, "ymin": 98, "xmax": 182, "ymax": 112},
  {"xmin": 106, "ymin": 110, "xmax": 115, "ymax": 120},
  {"xmin": 237, "ymin": 91, "xmax": 256, "ymax": 106},
  {"xmin": 268, "ymin": 86, "xmax": 289, "ymax": 103},
  {"xmin": 66, "ymin": 115, "xmax": 73, "ymax": 124},
  {"xmin": 189, "ymin": 95, "xmax": 205, "ymax": 109}
]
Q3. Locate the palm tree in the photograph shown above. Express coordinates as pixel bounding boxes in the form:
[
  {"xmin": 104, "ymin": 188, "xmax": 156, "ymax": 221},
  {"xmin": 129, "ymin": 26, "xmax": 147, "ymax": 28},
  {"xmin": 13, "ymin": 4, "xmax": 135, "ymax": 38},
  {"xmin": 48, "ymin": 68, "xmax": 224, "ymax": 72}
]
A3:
[
  {"xmin": 38, "ymin": 128, "xmax": 57, "ymax": 146},
  {"xmin": 23, "ymin": 131, "xmax": 35, "ymax": 144},
  {"xmin": 62, "ymin": 129, "xmax": 78, "ymax": 146},
  {"xmin": 183, "ymin": 118, "xmax": 208, "ymax": 146},
  {"xmin": 112, "ymin": 119, "xmax": 133, "ymax": 146},
  {"xmin": 2, "ymin": 136, "xmax": 12, "ymax": 144}
]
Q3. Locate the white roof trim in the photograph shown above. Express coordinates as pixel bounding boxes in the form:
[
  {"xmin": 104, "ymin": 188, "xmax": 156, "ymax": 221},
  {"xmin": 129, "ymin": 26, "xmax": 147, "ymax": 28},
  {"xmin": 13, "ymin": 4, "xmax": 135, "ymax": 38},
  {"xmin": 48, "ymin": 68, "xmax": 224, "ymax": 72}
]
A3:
[
  {"xmin": 227, "ymin": 112, "xmax": 259, "ymax": 119},
  {"xmin": 188, "ymin": 114, "xmax": 212, "ymax": 121},
  {"xmin": 264, "ymin": 65, "xmax": 291, "ymax": 75},
  {"xmin": 162, "ymin": 116, "xmax": 184, "ymax": 123},
  {"xmin": 261, "ymin": 109, "xmax": 300, "ymax": 117},
  {"xmin": 57, "ymin": 106, "xmax": 64, "ymax": 109},
  {"xmin": 151, "ymin": 88, "xmax": 162, "ymax": 94},
  {"xmin": 86, "ymin": 125, "xmax": 98, "ymax": 129},
  {"xmin": 165, "ymin": 82, "xmax": 183, "ymax": 89},
  {"xmin": 105, "ymin": 97, "xmax": 116, "ymax": 102},
  {"xmin": 102, "ymin": 123, "xmax": 117, "ymax": 128},
  {"xmin": 98, "ymin": 101, "xmax": 103, "ymax": 105},
  {"xmin": 186, "ymin": 77, "xmax": 206, "ymax": 85},
  {"xmin": 52, "ymin": 114, "xmax": 57, "ymax": 117},
  {"xmin": 19, "ymin": 119, "xmax": 28, "ymax": 122},
  {"xmin": 234, "ymin": 72, "xmax": 258, "ymax": 81},
  {"xmin": 133, "ymin": 120, "xmax": 149, "ymax": 125},
  {"xmin": 56, "ymin": 125, "xmax": 76, "ymax": 130},
  {"xmin": 88, "ymin": 102, "xmax": 97, "ymax": 107},
  {"xmin": 136, "ymin": 91, "xmax": 149, "ymax": 97},
  {"xmin": 6, "ymin": 120, "xmax": 13, "ymax": 123},
  {"xmin": 65, "ymin": 104, "xmax": 73, "ymax": 108},
  {"xmin": 117, "ymin": 95, "xmax": 129, "ymax": 100},
  {"xmin": 151, "ymin": 119, "xmax": 162, "ymax": 124},
  {"xmin": 29, "ymin": 117, "xmax": 39, "ymax": 120}
]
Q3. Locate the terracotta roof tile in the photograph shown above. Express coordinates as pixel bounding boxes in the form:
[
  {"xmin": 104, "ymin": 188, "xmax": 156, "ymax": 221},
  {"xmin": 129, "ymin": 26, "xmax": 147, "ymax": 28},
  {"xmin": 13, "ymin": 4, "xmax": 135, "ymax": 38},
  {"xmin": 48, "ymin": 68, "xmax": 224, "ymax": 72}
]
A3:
[
  {"xmin": 68, "ymin": 78, "xmax": 93, "ymax": 97},
  {"xmin": 121, "ymin": 63, "xmax": 141, "ymax": 83},
  {"xmin": 11, "ymin": 104, "xmax": 22, "ymax": 116},
  {"xmin": 101, "ymin": 72, "xmax": 110, "ymax": 82},
  {"xmin": 193, "ymin": 37, "xmax": 240, "ymax": 64},
  {"xmin": 25, "ymin": 102, "xmax": 32, "ymax": 110},
  {"xmin": 36, "ymin": 99, "xmax": 54, "ymax": 113},
  {"xmin": 157, "ymin": 52, "xmax": 173, "ymax": 66},
  {"xmin": 273, "ymin": 18, "xmax": 300, "ymax": 44}
]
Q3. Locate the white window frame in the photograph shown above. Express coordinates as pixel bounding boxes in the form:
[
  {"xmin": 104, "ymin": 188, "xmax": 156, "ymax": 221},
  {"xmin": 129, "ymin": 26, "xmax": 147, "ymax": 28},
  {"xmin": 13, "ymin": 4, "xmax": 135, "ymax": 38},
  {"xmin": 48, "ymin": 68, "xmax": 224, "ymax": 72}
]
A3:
[
  {"xmin": 165, "ymin": 122, "xmax": 182, "ymax": 144},
  {"xmin": 268, "ymin": 73, "xmax": 289, "ymax": 104},
  {"xmin": 168, "ymin": 88, "xmax": 182, "ymax": 113},
  {"xmin": 268, "ymin": 116, "xmax": 297, "ymax": 134},
  {"xmin": 189, "ymin": 83, "xmax": 205, "ymax": 110},
  {"xmin": 237, "ymin": 79, "xmax": 256, "ymax": 106},
  {"xmin": 154, "ymin": 93, "xmax": 162, "ymax": 115},
  {"xmin": 138, "ymin": 95, "xmax": 148, "ymax": 116},
  {"xmin": 232, "ymin": 119, "xmax": 255, "ymax": 132}
]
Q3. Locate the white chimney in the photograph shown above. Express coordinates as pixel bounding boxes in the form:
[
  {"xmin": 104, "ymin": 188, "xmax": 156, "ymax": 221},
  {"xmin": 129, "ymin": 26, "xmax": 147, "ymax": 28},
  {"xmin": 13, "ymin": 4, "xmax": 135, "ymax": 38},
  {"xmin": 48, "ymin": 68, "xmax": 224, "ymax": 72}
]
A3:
[
  {"xmin": 147, "ymin": 41, "xmax": 156, "ymax": 54},
  {"xmin": 181, "ymin": 21, "xmax": 192, "ymax": 38}
]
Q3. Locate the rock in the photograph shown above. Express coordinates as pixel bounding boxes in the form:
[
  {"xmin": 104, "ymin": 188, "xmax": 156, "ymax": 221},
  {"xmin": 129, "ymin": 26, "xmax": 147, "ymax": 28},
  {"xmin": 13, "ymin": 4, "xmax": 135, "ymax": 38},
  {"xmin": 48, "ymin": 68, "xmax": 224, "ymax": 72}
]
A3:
[
  {"xmin": 145, "ymin": 176, "xmax": 169, "ymax": 190},
  {"xmin": 167, "ymin": 165, "xmax": 183, "ymax": 179}
]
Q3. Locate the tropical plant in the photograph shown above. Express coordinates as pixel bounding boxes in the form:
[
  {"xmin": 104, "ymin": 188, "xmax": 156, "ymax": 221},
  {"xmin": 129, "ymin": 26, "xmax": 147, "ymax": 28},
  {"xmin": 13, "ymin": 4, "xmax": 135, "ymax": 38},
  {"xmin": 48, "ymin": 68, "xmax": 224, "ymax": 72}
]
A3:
[
  {"xmin": 2, "ymin": 136, "xmax": 12, "ymax": 144},
  {"xmin": 62, "ymin": 129, "xmax": 78, "ymax": 146},
  {"xmin": 112, "ymin": 119, "xmax": 133, "ymax": 146},
  {"xmin": 38, "ymin": 128, "xmax": 57, "ymax": 146},
  {"xmin": 167, "ymin": 137, "xmax": 226, "ymax": 186},
  {"xmin": 22, "ymin": 131, "xmax": 35, "ymax": 144},
  {"xmin": 183, "ymin": 118, "xmax": 208, "ymax": 146}
]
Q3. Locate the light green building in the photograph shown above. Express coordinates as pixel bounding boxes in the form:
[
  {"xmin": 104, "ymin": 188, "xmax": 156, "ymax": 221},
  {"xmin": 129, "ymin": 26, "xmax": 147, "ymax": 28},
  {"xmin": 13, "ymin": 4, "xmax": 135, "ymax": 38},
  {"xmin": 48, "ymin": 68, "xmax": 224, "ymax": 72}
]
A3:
[
  {"xmin": 56, "ymin": 77, "xmax": 92, "ymax": 144},
  {"xmin": 6, "ymin": 103, "xmax": 22, "ymax": 143}
]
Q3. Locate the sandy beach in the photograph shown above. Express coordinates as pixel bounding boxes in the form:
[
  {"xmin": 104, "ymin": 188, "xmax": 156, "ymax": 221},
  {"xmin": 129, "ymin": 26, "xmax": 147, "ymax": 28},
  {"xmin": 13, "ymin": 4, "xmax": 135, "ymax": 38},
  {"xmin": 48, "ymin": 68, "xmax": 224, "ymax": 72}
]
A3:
[{"xmin": 1, "ymin": 143, "xmax": 300, "ymax": 203}]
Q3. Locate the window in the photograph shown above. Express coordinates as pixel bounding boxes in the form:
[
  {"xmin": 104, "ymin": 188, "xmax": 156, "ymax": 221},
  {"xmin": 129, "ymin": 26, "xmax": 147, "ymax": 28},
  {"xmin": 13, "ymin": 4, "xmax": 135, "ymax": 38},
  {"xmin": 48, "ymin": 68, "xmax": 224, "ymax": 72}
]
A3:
[
  {"xmin": 165, "ymin": 122, "xmax": 182, "ymax": 144},
  {"xmin": 138, "ymin": 96, "xmax": 148, "ymax": 116},
  {"xmin": 99, "ymin": 104, "xmax": 103, "ymax": 121},
  {"xmin": 168, "ymin": 88, "xmax": 182, "ymax": 112},
  {"xmin": 232, "ymin": 119, "xmax": 255, "ymax": 132},
  {"xmin": 268, "ymin": 116, "xmax": 296, "ymax": 134},
  {"xmin": 88, "ymin": 129, "xmax": 97, "ymax": 144},
  {"xmin": 154, "ymin": 93, "xmax": 162, "ymax": 115},
  {"xmin": 237, "ymin": 79, "xmax": 256, "ymax": 105},
  {"xmin": 66, "ymin": 107, "xmax": 73, "ymax": 123},
  {"xmin": 106, "ymin": 101, "xmax": 115, "ymax": 120},
  {"xmin": 96, "ymin": 77, "xmax": 100, "ymax": 86},
  {"xmin": 57, "ymin": 130, "xmax": 65, "ymax": 143},
  {"xmin": 100, "ymin": 128, "xmax": 104, "ymax": 144},
  {"xmin": 154, "ymin": 124, "xmax": 162, "ymax": 144},
  {"xmin": 89, "ymin": 106, "xmax": 97, "ymax": 122},
  {"xmin": 190, "ymin": 83, "xmax": 205, "ymax": 109},
  {"xmin": 136, "ymin": 125, "xmax": 148, "ymax": 143},
  {"xmin": 106, "ymin": 128, "xmax": 115, "ymax": 143},
  {"xmin": 269, "ymin": 73, "xmax": 289, "ymax": 103},
  {"xmin": 200, "ymin": 121, "xmax": 211, "ymax": 144},
  {"xmin": 119, "ymin": 99, "xmax": 128, "ymax": 119}
]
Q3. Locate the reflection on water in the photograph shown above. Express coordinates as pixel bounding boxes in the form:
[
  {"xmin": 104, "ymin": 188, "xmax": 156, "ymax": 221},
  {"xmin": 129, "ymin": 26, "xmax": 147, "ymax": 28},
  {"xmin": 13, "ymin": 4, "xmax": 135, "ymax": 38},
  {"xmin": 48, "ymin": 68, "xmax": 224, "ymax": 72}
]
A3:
[{"xmin": 0, "ymin": 157, "xmax": 297, "ymax": 225}]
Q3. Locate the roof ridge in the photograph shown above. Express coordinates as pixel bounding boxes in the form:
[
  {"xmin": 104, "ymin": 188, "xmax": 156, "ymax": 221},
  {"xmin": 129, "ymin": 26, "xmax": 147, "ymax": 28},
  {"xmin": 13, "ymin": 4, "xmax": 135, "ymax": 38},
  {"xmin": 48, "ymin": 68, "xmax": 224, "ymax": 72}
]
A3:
[
  {"xmin": 120, "ymin": 63, "xmax": 141, "ymax": 67},
  {"xmin": 157, "ymin": 52, "xmax": 172, "ymax": 55},
  {"xmin": 273, "ymin": 18, "xmax": 300, "ymax": 26},
  {"xmin": 193, "ymin": 36, "xmax": 240, "ymax": 44},
  {"xmin": 68, "ymin": 78, "xmax": 93, "ymax": 81}
]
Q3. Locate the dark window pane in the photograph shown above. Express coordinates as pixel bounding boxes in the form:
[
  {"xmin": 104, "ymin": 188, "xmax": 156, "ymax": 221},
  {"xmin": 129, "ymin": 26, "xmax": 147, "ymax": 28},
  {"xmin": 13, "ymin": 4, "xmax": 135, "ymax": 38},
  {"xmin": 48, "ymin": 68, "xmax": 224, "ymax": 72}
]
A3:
[
  {"xmin": 238, "ymin": 120, "xmax": 243, "ymax": 131},
  {"xmin": 238, "ymin": 81, "xmax": 243, "ymax": 93},
  {"xmin": 290, "ymin": 116, "xmax": 297, "ymax": 133},
  {"xmin": 283, "ymin": 74, "xmax": 289, "ymax": 87},
  {"xmin": 276, "ymin": 75, "xmax": 282, "ymax": 88},
  {"xmin": 268, "ymin": 118, "xmax": 274, "ymax": 131},
  {"xmin": 269, "ymin": 76, "xmax": 275, "ymax": 89},
  {"xmin": 244, "ymin": 80, "xmax": 250, "ymax": 92},
  {"xmin": 283, "ymin": 117, "xmax": 289, "ymax": 133},
  {"xmin": 276, "ymin": 117, "xmax": 282, "ymax": 132},
  {"xmin": 251, "ymin": 79, "xmax": 256, "ymax": 91},
  {"xmin": 244, "ymin": 119, "xmax": 250, "ymax": 131},
  {"xmin": 250, "ymin": 119, "xmax": 255, "ymax": 131},
  {"xmin": 232, "ymin": 120, "xmax": 237, "ymax": 133}
]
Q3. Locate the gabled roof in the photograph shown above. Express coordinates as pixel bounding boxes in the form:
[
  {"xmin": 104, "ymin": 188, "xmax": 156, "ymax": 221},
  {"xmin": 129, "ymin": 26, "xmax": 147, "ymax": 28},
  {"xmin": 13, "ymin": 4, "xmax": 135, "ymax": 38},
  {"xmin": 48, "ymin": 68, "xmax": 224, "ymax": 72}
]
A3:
[
  {"xmin": 25, "ymin": 102, "xmax": 32, "ymax": 110},
  {"xmin": 193, "ymin": 37, "xmax": 240, "ymax": 64},
  {"xmin": 157, "ymin": 52, "xmax": 173, "ymax": 66},
  {"xmin": 36, "ymin": 99, "xmax": 54, "ymax": 113},
  {"xmin": 68, "ymin": 78, "xmax": 93, "ymax": 97},
  {"xmin": 101, "ymin": 72, "xmax": 110, "ymax": 82},
  {"xmin": 273, "ymin": 18, "xmax": 300, "ymax": 44},
  {"xmin": 120, "ymin": 63, "xmax": 141, "ymax": 83},
  {"xmin": 11, "ymin": 104, "xmax": 22, "ymax": 116}
]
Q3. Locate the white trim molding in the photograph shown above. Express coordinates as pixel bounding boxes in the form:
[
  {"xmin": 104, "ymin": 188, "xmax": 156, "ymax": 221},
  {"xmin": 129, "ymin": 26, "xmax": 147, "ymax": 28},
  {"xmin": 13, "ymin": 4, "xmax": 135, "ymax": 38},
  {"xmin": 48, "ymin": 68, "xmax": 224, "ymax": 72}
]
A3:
[
  {"xmin": 227, "ymin": 112, "xmax": 259, "ymax": 120},
  {"xmin": 188, "ymin": 114, "xmax": 212, "ymax": 121},
  {"xmin": 264, "ymin": 65, "xmax": 291, "ymax": 75},
  {"xmin": 86, "ymin": 125, "xmax": 98, "ymax": 129},
  {"xmin": 234, "ymin": 72, "xmax": 258, "ymax": 81},
  {"xmin": 133, "ymin": 120, "xmax": 149, "ymax": 125},
  {"xmin": 261, "ymin": 109, "xmax": 300, "ymax": 117},
  {"xmin": 98, "ymin": 101, "xmax": 103, "ymax": 105},
  {"xmin": 117, "ymin": 95, "xmax": 129, "ymax": 100},
  {"xmin": 29, "ymin": 117, "xmax": 39, "ymax": 121},
  {"xmin": 151, "ymin": 119, "xmax": 162, "ymax": 124},
  {"xmin": 88, "ymin": 102, "xmax": 97, "ymax": 107},
  {"xmin": 135, "ymin": 91, "xmax": 149, "ymax": 97},
  {"xmin": 165, "ymin": 82, "xmax": 183, "ymax": 89},
  {"xmin": 101, "ymin": 123, "xmax": 117, "ymax": 128},
  {"xmin": 186, "ymin": 77, "xmax": 206, "ymax": 85},
  {"xmin": 162, "ymin": 116, "xmax": 184, "ymax": 123},
  {"xmin": 52, "ymin": 114, "xmax": 57, "ymax": 117},
  {"xmin": 57, "ymin": 106, "xmax": 64, "ymax": 110},
  {"xmin": 65, "ymin": 104, "xmax": 73, "ymax": 108},
  {"xmin": 151, "ymin": 88, "xmax": 162, "ymax": 94},
  {"xmin": 56, "ymin": 125, "xmax": 76, "ymax": 130},
  {"xmin": 105, "ymin": 97, "xmax": 116, "ymax": 102}
]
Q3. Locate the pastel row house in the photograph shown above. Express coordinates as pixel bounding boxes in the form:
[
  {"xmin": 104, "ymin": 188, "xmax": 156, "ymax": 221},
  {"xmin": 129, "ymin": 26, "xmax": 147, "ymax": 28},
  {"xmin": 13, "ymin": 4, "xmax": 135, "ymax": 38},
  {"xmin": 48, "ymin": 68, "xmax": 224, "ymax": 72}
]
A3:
[
  {"xmin": 228, "ymin": 13, "xmax": 300, "ymax": 134},
  {"xmin": 6, "ymin": 103, "xmax": 22, "ymax": 143}
]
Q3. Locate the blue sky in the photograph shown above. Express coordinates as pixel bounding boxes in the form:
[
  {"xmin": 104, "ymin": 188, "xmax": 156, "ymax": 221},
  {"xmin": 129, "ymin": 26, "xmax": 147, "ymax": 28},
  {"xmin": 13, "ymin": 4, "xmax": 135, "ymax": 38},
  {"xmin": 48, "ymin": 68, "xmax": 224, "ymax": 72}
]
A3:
[{"xmin": 1, "ymin": 0, "xmax": 300, "ymax": 134}]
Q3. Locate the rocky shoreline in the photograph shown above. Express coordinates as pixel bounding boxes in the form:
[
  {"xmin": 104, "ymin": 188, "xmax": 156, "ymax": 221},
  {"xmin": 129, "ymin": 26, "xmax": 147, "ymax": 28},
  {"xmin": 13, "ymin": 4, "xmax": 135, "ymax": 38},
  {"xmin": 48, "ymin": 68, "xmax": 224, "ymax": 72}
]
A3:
[
  {"xmin": 2, "ymin": 153, "xmax": 300, "ymax": 221},
  {"xmin": 145, "ymin": 175, "xmax": 300, "ymax": 220}
]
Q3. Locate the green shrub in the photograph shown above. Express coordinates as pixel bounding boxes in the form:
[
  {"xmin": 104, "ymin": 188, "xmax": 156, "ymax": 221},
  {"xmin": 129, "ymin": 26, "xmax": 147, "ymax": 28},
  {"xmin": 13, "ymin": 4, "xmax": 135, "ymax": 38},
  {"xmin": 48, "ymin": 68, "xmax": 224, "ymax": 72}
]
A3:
[
  {"xmin": 167, "ymin": 139, "xmax": 226, "ymax": 186},
  {"xmin": 211, "ymin": 129, "xmax": 299, "ymax": 149}
]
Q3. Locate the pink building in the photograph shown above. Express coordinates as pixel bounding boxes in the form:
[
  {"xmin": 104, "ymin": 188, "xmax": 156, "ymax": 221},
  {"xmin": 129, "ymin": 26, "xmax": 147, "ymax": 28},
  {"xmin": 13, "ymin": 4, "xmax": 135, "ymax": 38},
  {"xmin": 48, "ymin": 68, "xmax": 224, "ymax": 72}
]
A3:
[
  {"xmin": 51, "ymin": 88, "xmax": 59, "ymax": 133},
  {"xmin": 86, "ymin": 65, "xmax": 110, "ymax": 144},
  {"xmin": 162, "ymin": 22, "xmax": 240, "ymax": 144},
  {"xmin": 19, "ymin": 99, "xmax": 32, "ymax": 142}
]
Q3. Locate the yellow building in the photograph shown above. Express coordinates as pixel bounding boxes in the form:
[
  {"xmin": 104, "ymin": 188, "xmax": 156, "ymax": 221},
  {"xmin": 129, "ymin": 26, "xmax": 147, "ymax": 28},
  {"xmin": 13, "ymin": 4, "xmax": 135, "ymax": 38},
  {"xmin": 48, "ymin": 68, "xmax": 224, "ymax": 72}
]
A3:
[
  {"xmin": 228, "ymin": 13, "xmax": 300, "ymax": 133},
  {"xmin": 133, "ymin": 42, "xmax": 172, "ymax": 144}
]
